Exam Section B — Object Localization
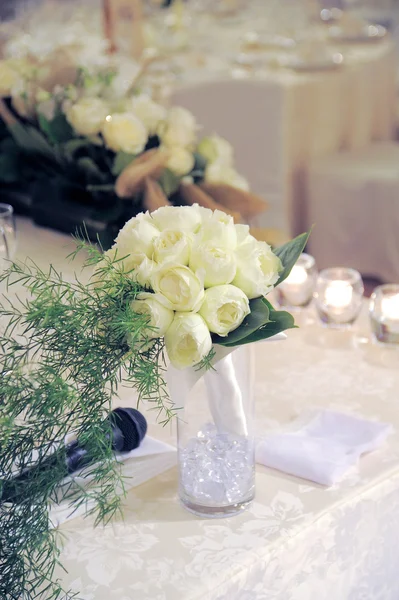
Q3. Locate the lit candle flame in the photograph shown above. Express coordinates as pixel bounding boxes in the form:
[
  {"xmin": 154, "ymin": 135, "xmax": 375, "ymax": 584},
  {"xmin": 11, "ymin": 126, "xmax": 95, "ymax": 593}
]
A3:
[
  {"xmin": 325, "ymin": 281, "xmax": 353, "ymax": 308},
  {"xmin": 381, "ymin": 295, "xmax": 399, "ymax": 321}
]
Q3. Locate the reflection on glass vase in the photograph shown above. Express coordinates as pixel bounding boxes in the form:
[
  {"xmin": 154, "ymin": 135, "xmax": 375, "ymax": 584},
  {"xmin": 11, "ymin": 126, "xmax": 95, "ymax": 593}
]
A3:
[{"xmin": 167, "ymin": 344, "xmax": 255, "ymax": 518}]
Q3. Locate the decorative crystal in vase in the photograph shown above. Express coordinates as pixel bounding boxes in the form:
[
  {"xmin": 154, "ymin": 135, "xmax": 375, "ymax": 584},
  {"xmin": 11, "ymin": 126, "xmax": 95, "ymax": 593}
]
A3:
[{"xmin": 167, "ymin": 344, "xmax": 255, "ymax": 518}]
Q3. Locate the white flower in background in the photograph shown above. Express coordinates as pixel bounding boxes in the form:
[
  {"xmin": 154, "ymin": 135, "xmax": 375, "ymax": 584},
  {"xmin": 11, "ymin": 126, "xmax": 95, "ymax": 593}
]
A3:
[
  {"xmin": 166, "ymin": 146, "xmax": 195, "ymax": 176},
  {"xmin": 205, "ymin": 163, "xmax": 249, "ymax": 191},
  {"xmin": 198, "ymin": 209, "xmax": 237, "ymax": 250},
  {"xmin": 129, "ymin": 94, "xmax": 167, "ymax": 135},
  {"xmin": 197, "ymin": 134, "xmax": 233, "ymax": 166},
  {"xmin": 189, "ymin": 241, "xmax": 236, "ymax": 288},
  {"xmin": 0, "ymin": 61, "xmax": 20, "ymax": 97},
  {"xmin": 115, "ymin": 213, "xmax": 159, "ymax": 259},
  {"xmin": 165, "ymin": 313, "xmax": 212, "ymax": 369},
  {"xmin": 102, "ymin": 112, "xmax": 147, "ymax": 154},
  {"xmin": 130, "ymin": 295, "xmax": 174, "ymax": 340},
  {"xmin": 152, "ymin": 264, "xmax": 204, "ymax": 312},
  {"xmin": 199, "ymin": 284, "xmax": 250, "ymax": 336},
  {"xmin": 151, "ymin": 205, "xmax": 202, "ymax": 233},
  {"xmin": 153, "ymin": 230, "xmax": 191, "ymax": 266},
  {"xmin": 158, "ymin": 106, "xmax": 198, "ymax": 148},
  {"xmin": 66, "ymin": 97, "xmax": 109, "ymax": 136},
  {"xmin": 233, "ymin": 240, "xmax": 282, "ymax": 299}
]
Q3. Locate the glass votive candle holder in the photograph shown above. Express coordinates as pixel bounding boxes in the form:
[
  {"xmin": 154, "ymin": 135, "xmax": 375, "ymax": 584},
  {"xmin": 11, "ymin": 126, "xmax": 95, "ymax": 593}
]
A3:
[
  {"xmin": 276, "ymin": 253, "xmax": 317, "ymax": 309},
  {"xmin": 369, "ymin": 284, "xmax": 399, "ymax": 345},
  {"xmin": 314, "ymin": 267, "xmax": 364, "ymax": 328}
]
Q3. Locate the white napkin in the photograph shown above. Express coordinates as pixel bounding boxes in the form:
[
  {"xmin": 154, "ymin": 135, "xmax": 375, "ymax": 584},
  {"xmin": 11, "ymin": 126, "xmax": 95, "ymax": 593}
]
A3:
[
  {"xmin": 256, "ymin": 410, "xmax": 393, "ymax": 486},
  {"xmin": 49, "ymin": 437, "xmax": 176, "ymax": 527}
]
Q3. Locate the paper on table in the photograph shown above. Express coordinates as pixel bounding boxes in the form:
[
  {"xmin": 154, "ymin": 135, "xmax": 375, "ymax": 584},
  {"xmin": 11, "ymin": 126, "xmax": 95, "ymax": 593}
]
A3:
[
  {"xmin": 256, "ymin": 410, "xmax": 393, "ymax": 486},
  {"xmin": 50, "ymin": 436, "xmax": 176, "ymax": 527}
]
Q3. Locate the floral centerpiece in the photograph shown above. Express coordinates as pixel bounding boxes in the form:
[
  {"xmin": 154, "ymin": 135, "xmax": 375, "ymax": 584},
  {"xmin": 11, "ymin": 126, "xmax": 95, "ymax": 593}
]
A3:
[
  {"xmin": 0, "ymin": 55, "xmax": 266, "ymax": 247},
  {"xmin": 0, "ymin": 202, "xmax": 308, "ymax": 598}
]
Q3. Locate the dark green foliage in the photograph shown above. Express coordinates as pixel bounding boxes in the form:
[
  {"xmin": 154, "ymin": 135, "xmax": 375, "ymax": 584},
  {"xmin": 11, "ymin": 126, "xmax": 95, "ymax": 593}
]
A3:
[{"xmin": 0, "ymin": 245, "xmax": 174, "ymax": 599}]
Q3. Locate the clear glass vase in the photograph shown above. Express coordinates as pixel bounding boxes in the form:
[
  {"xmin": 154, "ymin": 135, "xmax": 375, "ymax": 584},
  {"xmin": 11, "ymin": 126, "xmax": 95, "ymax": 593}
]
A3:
[{"xmin": 167, "ymin": 345, "xmax": 255, "ymax": 518}]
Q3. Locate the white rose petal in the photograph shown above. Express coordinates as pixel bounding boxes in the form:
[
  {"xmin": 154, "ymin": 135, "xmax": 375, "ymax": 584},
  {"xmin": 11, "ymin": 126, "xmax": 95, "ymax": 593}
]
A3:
[
  {"xmin": 165, "ymin": 312, "xmax": 212, "ymax": 369},
  {"xmin": 130, "ymin": 295, "xmax": 174, "ymax": 339},
  {"xmin": 151, "ymin": 205, "xmax": 202, "ymax": 233},
  {"xmin": 197, "ymin": 134, "xmax": 234, "ymax": 166},
  {"xmin": 153, "ymin": 230, "xmax": 191, "ymax": 266},
  {"xmin": 66, "ymin": 97, "xmax": 109, "ymax": 136},
  {"xmin": 235, "ymin": 224, "xmax": 251, "ymax": 246},
  {"xmin": 115, "ymin": 213, "xmax": 159, "ymax": 258},
  {"xmin": 198, "ymin": 209, "xmax": 237, "ymax": 250},
  {"xmin": 158, "ymin": 106, "xmax": 198, "ymax": 148},
  {"xmin": 189, "ymin": 241, "xmax": 236, "ymax": 288},
  {"xmin": 102, "ymin": 112, "xmax": 148, "ymax": 154},
  {"xmin": 0, "ymin": 61, "xmax": 20, "ymax": 97},
  {"xmin": 129, "ymin": 94, "xmax": 167, "ymax": 134},
  {"xmin": 166, "ymin": 146, "xmax": 195, "ymax": 176},
  {"xmin": 205, "ymin": 163, "xmax": 249, "ymax": 191},
  {"xmin": 233, "ymin": 240, "xmax": 282, "ymax": 299},
  {"xmin": 199, "ymin": 284, "xmax": 250, "ymax": 336},
  {"xmin": 152, "ymin": 264, "xmax": 204, "ymax": 312}
]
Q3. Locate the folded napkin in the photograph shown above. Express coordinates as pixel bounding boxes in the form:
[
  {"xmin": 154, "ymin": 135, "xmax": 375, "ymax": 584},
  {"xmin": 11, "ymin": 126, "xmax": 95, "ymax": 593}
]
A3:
[{"xmin": 256, "ymin": 410, "xmax": 393, "ymax": 486}]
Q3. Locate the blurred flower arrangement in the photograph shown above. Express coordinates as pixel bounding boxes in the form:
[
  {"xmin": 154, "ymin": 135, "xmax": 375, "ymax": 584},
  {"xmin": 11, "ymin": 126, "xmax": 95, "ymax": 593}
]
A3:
[{"xmin": 0, "ymin": 53, "xmax": 266, "ymax": 247}]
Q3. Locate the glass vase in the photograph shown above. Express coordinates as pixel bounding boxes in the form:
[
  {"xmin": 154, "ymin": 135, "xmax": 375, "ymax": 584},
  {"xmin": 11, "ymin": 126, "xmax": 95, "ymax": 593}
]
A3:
[{"xmin": 167, "ymin": 345, "xmax": 255, "ymax": 518}]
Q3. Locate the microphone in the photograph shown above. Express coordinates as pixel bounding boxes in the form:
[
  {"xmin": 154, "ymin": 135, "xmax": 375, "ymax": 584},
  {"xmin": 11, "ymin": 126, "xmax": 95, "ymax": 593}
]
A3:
[{"xmin": 1, "ymin": 407, "xmax": 147, "ymax": 504}]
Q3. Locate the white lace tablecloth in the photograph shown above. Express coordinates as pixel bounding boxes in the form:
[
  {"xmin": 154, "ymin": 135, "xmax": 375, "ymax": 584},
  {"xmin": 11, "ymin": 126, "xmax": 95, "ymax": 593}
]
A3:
[{"xmin": 10, "ymin": 219, "xmax": 399, "ymax": 600}]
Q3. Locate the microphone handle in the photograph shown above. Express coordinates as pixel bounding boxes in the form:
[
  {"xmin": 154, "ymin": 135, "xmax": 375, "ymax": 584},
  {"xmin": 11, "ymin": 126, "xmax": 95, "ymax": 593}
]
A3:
[{"xmin": 1, "ymin": 441, "xmax": 96, "ymax": 504}]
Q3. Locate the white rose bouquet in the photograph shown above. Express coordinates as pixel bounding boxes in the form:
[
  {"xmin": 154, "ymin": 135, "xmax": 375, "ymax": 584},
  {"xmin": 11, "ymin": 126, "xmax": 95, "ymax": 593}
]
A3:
[
  {"xmin": 103, "ymin": 204, "xmax": 309, "ymax": 370},
  {"xmin": 0, "ymin": 202, "xmax": 308, "ymax": 600},
  {"xmin": 0, "ymin": 56, "xmax": 266, "ymax": 248}
]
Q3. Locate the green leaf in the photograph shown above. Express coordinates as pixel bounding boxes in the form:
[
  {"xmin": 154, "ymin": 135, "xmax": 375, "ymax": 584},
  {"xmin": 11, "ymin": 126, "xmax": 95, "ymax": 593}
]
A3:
[
  {"xmin": 63, "ymin": 138, "xmax": 91, "ymax": 162},
  {"xmin": 212, "ymin": 297, "xmax": 270, "ymax": 347},
  {"xmin": 158, "ymin": 168, "xmax": 181, "ymax": 197},
  {"xmin": 38, "ymin": 112, "xmax": 74, "ymax": 145},
  {"xmin": 274, "ymin": 230, "xmax": 311, "ymax": 286},
  {"xmin": 111, "ymin": 151, "xmax": 136, "ymax": 177},
  {"xmin": 77, "ymin": 157, "xmax": 106, "ymax": 183},
  {"xmin": 0, "ymin": 138, "xmax": 21, "ymax": 182},
  {"xmin": 8, "ymin": 122, "xmax": 55, "ymax": 159},
  {"xmin": 192, "ymin": 151, "xmax": 207, "ymax": 172},
  {"xmin": 224, "ymin": 308, "xmax": 296, "ymax": 346}
]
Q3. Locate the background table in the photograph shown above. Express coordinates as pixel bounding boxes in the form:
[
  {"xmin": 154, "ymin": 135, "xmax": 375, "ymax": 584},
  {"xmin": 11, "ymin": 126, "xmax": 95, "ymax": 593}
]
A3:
[{"xmin": 10, "ymin": 219, "xmax": 399, "ymax": 600}]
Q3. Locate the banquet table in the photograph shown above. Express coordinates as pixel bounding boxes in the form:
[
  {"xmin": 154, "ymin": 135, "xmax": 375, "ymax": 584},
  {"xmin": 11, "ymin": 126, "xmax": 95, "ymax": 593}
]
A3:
[
  {"xmin": 169, "ymin": 35, "xmax": 397, "ymax": 235},
  {"xmin": 9, "ymin": 218, "xmax": 399, "ymax": 600}
]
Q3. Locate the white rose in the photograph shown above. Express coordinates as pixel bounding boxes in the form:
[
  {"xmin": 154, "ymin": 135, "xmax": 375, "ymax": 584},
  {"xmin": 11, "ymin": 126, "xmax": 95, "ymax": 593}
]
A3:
[
  {"xmin": 129, "ymin": 94, "xmax": 167, "ymax": 134},
  {"xmin": 153, "ymin": 230, "xmax": 191, "ymax": 266},
  {"xmin": 233, "ymin": 240, "xmax": 282, "ymax": 299},
  {"xmin": 166, "ymin": 146, "xmax": 195, "ymax": 176},
  {"xmin": 189, "ymin": 241, "xmax": 236, "ymax": 288},
  {"xmin": 102, "ymin": 112, "xmax": 148, "ymax": 154},
  {"xmin": 0, "ymin": 61, "xmax": 20, "ymax": 97},
  {"xmin": 197, "ymin": 209, "xmax": 237, "ymax": 250},
  {"xmin": 235, "ymin": 223, "xmax": 251, "ymax": 245},
  {"xmin": 100, "ymin": 246, "xmax": 156, "ymax": 288},
  {"xmin": 130, "ymin": 295, "xmax": 174, "ymax": 340},
  {"xmin": 66, "ymin": 97, "xmax": 109, "ymax": 136},
  {"xmin": 197, "ymin": 135, "xmax": 233, "ymax": 166},
  {"xmin": 151, "ymin": 205, "xmax": 202, "ymax": 233},
  {"xmin": 158, "ymin": 106, "xmax": 198, "ymax": 148},
  {"xmin": 165, "ymin": 312, "xmax": 212, "ymax": 369},
  {"xmin": 115, "ymin": 213, "xmax": 159, "ymax": 258},
  {"xmin": 199, "ymin": 284, "xmax": 250, "ymax": 336},
  {"xmin": 205, "ymin": 163, "xmax": 249, "ymax": 191},
  {"xmin": 152, "ymin": 264, "xmax": 204, "ymax": 312}
]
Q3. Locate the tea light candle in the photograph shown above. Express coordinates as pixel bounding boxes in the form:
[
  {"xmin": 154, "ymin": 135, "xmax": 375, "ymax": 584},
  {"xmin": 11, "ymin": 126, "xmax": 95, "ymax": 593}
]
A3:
[
  {"xmin": 324, "ymin": 281, "xmax": 353, "ymax": 309},
  {"xmin": 277, "ymin": 253, "xmax": 317, "ymax": 309},
  {"xmin": 286, "ymin": 265, "xmax": 308, "ymax": 286},
  {"xmin": 314, "ymin": 267, "xmax": 363, "ymax": 327},
  {"xmin": 381, "ymin": 294, "xmax": 399, "ymax": 321}
]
